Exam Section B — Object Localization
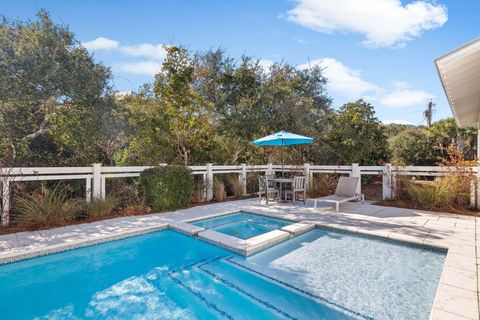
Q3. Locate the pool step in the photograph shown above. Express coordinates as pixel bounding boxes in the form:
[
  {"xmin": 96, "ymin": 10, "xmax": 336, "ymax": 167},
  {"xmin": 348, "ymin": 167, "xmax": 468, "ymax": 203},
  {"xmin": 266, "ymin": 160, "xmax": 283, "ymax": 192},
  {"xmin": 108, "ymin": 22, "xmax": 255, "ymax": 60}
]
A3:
[
  {"xmin": 200, "ymin": 257, "xmax": 357, "ymax": 320},
  {"xmin": 168, "ymin": 257, "xmax": 285, "ymax": 320}
]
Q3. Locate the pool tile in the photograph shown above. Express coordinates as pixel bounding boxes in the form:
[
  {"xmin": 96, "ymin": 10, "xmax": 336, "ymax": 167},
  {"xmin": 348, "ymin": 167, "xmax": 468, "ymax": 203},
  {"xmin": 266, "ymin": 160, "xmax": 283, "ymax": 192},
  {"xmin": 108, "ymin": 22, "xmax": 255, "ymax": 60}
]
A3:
[
  {"xmin": 281, "ymin": 222, "xmax": 315, "ymax": 235},
  {"xmin": 444, "ymin": 253, "xmax": 477, "ymax": 272},
  {"xmin": 168, "ymin": 221, "xmax": 205, "ymax": 236},
  {"xmin": 441, "ymin": 266, "xmax": 478, "ymax": 292},
  {"xmin": 433, "ymin": 284, "xmax": 479, "ymax": 320},
  {"xmin": 429, "ymin": 308, "xmax": 472, "ymax": 320}
]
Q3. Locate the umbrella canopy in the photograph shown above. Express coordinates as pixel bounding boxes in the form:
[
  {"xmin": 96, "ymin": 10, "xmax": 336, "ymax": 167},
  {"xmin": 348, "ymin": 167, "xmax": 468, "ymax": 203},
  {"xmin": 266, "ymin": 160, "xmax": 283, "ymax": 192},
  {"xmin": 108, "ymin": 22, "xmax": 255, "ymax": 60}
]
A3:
[
  {"xmin": 251, "ymin": 131, "xmax": 313, "ymax": 146},
  {"xmin": 251, "ymin": 131, "xmax": 313, "ymax": 176}
]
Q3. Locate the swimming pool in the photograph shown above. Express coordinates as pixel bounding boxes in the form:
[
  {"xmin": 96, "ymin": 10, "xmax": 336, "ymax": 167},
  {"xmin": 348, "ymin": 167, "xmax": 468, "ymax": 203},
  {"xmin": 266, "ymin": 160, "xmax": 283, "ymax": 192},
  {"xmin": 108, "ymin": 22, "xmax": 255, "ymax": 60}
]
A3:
[
  {"xmin": 0, "ymin": 227, "xmax": 446, "ymax": 319},
  {"xmin": 193, "ymin": 211, "xmax": 291, "ymax": 239}
]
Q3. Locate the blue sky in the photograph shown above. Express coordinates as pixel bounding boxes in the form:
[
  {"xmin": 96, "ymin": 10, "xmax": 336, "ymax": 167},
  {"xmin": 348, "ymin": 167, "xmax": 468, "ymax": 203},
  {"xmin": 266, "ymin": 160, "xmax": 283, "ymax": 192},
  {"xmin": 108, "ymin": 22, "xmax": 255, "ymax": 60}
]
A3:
[{"xmin": 2, "ymin": 0, "xmax": 479, "ymax": 125}]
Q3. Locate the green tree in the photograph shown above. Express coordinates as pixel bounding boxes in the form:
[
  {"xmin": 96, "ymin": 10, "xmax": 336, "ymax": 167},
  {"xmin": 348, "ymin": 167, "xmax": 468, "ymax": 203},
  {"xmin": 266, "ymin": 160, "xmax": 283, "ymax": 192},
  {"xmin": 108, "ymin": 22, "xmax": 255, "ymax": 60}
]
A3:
[
  {"xmin": 322, "ymin": 100, "xmax": 389, "ymax": 165},
  {"xmin": 0, "ymin": 10, "xmax": 113, "ymax": 165},
  {"xmin": 116, "ymin": 85, "xmax": 174, "ymax": 165},
  {"xmin": 154, "ymin": 47, "xmax": 214, "ymax": 165},
  {"xmin": 428, "ymin": 118, "xmax": 476, "ymax": 160},
  {"xmin": 389, "ymin": 128, "xmax": 438, "ymax": 165}
]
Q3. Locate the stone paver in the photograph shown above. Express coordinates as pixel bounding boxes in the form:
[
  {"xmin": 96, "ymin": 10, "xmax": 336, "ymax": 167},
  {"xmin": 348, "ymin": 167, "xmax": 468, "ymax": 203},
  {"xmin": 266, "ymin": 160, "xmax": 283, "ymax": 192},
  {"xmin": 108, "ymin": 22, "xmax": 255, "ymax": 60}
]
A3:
[{"xmin": 0, "ymin": 198, "xmax": 478, "ymax": 319}]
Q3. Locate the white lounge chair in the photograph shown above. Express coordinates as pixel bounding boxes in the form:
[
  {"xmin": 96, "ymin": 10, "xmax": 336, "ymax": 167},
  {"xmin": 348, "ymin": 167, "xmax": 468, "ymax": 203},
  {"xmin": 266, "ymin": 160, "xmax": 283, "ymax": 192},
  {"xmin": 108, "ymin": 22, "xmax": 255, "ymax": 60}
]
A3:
[{"xmin": 314, "ymin": 177, "xmax": 364, "ymax": 212}]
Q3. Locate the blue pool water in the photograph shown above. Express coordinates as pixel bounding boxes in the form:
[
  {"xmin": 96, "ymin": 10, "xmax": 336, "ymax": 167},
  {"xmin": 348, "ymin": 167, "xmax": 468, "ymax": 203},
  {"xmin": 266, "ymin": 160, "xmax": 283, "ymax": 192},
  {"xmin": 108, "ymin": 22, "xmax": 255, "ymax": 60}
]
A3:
[
  {"xmin": 0, "ymin": 228, "xmax": 446, "ymax": 319},
  {"xmin": 193, "ymin": 212, "xmax": 290, "ymax": 239}
]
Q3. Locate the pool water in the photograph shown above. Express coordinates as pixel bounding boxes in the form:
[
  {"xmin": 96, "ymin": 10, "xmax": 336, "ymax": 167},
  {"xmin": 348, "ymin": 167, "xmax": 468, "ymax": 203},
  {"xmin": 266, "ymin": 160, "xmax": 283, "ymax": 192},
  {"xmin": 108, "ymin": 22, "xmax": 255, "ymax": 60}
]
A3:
[
  {"xmin": 0, "ymin": 228, "xmax": 446, "ymax": 319},
  {"xmin": 193, "ymin": 212, "xmax": 290, "ymax": 239}
]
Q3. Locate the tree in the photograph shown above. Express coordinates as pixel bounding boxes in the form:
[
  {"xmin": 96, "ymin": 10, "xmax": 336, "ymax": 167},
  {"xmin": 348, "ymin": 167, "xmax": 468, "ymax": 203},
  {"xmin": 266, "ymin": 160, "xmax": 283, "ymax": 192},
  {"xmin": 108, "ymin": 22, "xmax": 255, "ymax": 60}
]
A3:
[
  {"xmin": 389, "ymin": 128, "xmax": 438, "ymax": 165},
  {"xmin": 0, "ymin": 10, "xmax": 112, "ymax": 165},
  {"xmin": 428, "ymin": 118, "xmax": 476, "ymax": 160},
  {"xmin": 322, "ymin": 100, "xmax": 389, "ymax": 165},
  {"xmin": 154, "ymin": 47, "xmax": 214, "ymax": 165}
]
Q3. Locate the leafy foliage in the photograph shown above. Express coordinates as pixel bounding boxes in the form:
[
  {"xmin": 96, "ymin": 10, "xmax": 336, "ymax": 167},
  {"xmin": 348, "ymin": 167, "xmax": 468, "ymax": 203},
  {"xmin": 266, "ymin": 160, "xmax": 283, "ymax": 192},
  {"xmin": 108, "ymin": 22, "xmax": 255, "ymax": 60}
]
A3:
[
  {"xmin": 139, "ymin": 166, "xmax": 193, "ymax": 211},
  {"xmin": 389, "ymin": 128, "xmax": 438, "ymax": 165},
  {"xmin": 0, "ymin": 10, "xmax": 115, "ymax": 166},
  {"xmin": 321, "ymin": 100, "xmax": 390, "ymax": 165}
]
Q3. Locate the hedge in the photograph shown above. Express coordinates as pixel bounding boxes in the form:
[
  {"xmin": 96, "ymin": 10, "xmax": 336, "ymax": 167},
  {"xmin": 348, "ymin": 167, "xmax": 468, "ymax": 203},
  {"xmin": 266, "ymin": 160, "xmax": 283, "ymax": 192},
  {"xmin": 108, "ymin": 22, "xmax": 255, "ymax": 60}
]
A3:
[{"xmin": 139, "ymin": 165, "xmax": 194, "ymax": 211}]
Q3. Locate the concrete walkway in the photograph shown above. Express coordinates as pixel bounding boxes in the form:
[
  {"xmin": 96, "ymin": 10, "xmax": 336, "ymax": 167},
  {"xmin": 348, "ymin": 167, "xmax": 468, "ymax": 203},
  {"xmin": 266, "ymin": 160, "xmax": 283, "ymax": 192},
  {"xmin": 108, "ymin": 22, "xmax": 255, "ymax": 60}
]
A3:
[{"xmin": 0, "ymin": 199, "xmax": 478, "ymax": 319}]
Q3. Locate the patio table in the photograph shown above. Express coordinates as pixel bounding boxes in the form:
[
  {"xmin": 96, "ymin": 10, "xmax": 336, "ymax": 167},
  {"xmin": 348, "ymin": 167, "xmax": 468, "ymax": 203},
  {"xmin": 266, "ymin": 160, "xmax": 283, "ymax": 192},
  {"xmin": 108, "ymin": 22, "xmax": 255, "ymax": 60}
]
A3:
[{"xmin": 270, "ymin": 178, "xmax": 293, "ymax": 202}]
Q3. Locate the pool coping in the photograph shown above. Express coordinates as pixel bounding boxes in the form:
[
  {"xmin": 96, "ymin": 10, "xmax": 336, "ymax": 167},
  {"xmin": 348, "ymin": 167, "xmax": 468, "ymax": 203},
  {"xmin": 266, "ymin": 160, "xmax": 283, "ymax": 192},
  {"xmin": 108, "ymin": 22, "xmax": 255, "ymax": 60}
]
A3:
[{"xmin": 0, "ymin": 199, "xmax": 478, "ymax": 319}]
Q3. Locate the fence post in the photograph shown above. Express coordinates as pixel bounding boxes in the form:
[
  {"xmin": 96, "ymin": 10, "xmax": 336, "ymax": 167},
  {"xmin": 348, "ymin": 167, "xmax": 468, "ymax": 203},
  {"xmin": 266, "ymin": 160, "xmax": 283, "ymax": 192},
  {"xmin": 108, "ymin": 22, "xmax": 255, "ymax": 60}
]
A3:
[
  {"xmin": 267, "ymin": 163, "xmax": 273, "ymax": 175},
  {"xmin": 351, "ymin": 163, "xmax": 361, "ymax": 194},
  {"xmin": 92, "ymin": 163, "xmax": 102, "ymax": 201},
  {"xmin": 382, "ymin": 164, "xmax": 392, "ymax": 200},
  {"xmin": 101, "ymin": 176, "xmax": 106, "ymax": 200},
  {"xmin": 303, "ymin": 163, "xmax": 310, "ymax": 190},
  {"xmin": 476, "ymin": 166, "xmax": 480, "ymax": 209},
  {"xmin": 240, "ymin": 163, "xmax": 247, "ymax": 196},
  {"xmin": 86, "ymin": 178, "xmax": 92, "ymax": 203},
  {"xmin": 206, "ymin": 163, "xmax": 213, "ymax": 201},
  {"xmin": 1, "ymin": 178, "xmax": 10, "ymax": 226}
]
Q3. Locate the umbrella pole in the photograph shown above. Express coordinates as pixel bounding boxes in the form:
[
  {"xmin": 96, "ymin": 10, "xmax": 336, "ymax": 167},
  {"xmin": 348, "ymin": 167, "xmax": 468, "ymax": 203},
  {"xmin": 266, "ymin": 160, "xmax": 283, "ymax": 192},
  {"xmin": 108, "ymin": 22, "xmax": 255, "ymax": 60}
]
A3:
[{"xmin": 282, "ymin": 140, "xmax": 284, "ymax": 178}]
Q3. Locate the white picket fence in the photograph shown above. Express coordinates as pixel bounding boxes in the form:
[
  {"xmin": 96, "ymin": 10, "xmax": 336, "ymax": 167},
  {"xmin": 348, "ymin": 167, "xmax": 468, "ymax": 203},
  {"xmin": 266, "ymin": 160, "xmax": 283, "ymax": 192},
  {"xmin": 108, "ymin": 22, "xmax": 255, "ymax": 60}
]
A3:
[{"xmin": 1, "ymin": 163, "xmax": 478, "ymax": 226}]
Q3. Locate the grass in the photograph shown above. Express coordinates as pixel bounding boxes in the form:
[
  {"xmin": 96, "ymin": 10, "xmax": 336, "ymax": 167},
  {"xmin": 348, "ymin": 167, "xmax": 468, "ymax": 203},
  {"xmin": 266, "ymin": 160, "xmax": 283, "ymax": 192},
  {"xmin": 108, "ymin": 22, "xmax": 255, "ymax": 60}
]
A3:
[
  {"xmin": 213, "ymin": 178, "xmax": 227, "ymax": 201},
  {"xmin": 85, "ymin": 196, "xmax": 117, "ymax": 218},
  {"xmin": 228, "ymin": 176, "xmax": 245, "ymax": 198},
  {"xmin": 14, "ymin": 184, "xmax": 83, "ymax": 227}
]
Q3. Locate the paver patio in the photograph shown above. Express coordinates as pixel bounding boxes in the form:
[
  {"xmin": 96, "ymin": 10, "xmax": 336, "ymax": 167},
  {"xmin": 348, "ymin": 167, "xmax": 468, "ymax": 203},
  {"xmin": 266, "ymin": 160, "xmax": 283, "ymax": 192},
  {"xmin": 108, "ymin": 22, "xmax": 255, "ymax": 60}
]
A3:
[{"xmin": 0, "ymin": 198, "xmax": 478, "ymax": 319}]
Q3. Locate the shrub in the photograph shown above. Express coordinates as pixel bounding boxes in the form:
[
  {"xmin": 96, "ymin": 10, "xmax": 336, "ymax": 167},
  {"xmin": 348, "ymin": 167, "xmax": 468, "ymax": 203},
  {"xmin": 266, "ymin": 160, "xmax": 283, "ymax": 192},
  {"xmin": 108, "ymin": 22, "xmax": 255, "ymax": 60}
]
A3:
[
  {"xmin": 213, "ymin": 178, "xmax": 227, "ymax": 201},
  {"xmin": 139, "ymin": 165, "xmax": 193, "ymax": 211},
  {"xmin": 109, "ymin": 178, "xmax": 144, "ymax": 208},
  {"xmin": 14, "ymin": 184, "xmax": 83, "ymax": 227},
  {"xmin": 228, "ymin": 176, "xmax": 245, "ymax": 198},
  {"xmin": 192, "ymin": 179, "xmax": 205, "ymax": 203},
  {"xmin": 86, "ymin": 196, "xmax": 117, "ymax": 219},
  {"xmin": 402, "ymin": 175, "xmax": 470, "ymax": 211}
]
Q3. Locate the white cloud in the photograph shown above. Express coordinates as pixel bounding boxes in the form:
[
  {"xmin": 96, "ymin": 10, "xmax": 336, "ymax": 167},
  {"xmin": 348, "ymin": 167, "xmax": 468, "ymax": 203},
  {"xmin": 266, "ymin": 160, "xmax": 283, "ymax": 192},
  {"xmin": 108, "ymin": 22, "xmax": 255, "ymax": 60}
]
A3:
[
  {"xmin": 258, "ymin": 59, "xmax": 275, "ymax": 69},
  {"xmin": 380, "ymin": 82, "xmax": 433, "ymax": 108},
  {"xmin": 298, "ymin": 58, "xmax": 434, "ymax": 108},
  {"xmin": 119, "ymin": 44, "xmax": 168, "ymax": 60},
  {"xmin": 383, "ymin": 119, "xmax": 414, "ymax": 125},
  {"xmin": 115, "ymin": 61, "xmax": 162, "ymax": 76},
  {"xmin": 82, "ymin": 37, "xmax": 119, "ymax": 50},
  {"xmin": 287, "ymin": 0, "xmax": 448, "ymax": 48},
  {"xmin": 293, "ymin": 37, "xmax": 309, "ymax": 44},
  {"xmin": 298, "ymin": 58, "xmax": 380, "ymax": 98},
  {"xmin": 82, "ymin": 37, "xmax": 169, "ymax": 75}
]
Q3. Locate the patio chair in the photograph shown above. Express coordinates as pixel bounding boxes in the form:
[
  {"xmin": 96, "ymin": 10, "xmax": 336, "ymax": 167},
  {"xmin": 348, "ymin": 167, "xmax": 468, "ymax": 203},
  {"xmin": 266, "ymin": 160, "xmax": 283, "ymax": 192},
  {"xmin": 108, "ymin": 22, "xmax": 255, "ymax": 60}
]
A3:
[
  {"xmin": 266, "ymin": 174, "xmax": 276, "ymax": 189},
  {"xmin": 314, "ymin": 176, "xmax": 364, "ymax": 212},
  {"xmin": 283, "ymin": 176, "xmax": 306, "ymax": 204},
  {"xmin": 258, "ymin": 176, "xmax": 279, "ymax": 204}
]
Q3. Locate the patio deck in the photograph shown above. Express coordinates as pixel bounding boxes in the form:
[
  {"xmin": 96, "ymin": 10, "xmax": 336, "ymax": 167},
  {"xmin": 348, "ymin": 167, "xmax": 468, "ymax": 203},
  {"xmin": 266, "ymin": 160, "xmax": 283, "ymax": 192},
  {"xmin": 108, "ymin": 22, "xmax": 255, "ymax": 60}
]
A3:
[{"xmin": 0, "ymin": 198, "xmax": 478, "ymax": 320}]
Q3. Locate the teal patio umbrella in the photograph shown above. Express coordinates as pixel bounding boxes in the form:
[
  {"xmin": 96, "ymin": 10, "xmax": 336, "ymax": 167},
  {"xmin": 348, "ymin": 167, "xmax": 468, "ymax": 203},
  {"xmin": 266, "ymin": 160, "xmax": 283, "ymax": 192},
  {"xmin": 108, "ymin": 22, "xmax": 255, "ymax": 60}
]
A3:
[{"xmin": 251, "ymin": 131, "xmax": 313, "ymax": 177}]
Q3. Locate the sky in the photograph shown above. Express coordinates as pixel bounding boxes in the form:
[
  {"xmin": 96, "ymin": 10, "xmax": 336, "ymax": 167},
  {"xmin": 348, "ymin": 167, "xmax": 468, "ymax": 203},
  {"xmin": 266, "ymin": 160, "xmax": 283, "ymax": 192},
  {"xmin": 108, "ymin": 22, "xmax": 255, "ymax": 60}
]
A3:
[{"xmin": 1, "ymin": 0, "xmax": 479, "ymax": 125}]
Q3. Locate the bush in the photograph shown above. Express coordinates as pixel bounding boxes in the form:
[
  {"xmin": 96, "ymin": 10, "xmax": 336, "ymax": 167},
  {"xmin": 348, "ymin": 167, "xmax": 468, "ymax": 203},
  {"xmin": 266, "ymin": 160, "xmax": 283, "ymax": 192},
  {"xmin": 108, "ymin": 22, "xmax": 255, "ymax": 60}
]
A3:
[
  {"xmin": 192, "ymin": 179, "xmax": 205, "ymax": 203},
  {"xmin": 86, "ymin": 196, "xmax": 117, "ymax": 219},
  {"xmin": 228, "ymin": 176, "xmax": 245, "ymax": 198},
  {"xmin": 401, "ymin": 175, "xmax": 470, "ymax": 211},
  {"xmin": 109, "ymin": 178, "xmax": 144, "ymax": 209},
  {"xmin": 213, "ymin": 178, "xmax": 227, "ymax": 201},
  {"xmin": 139, "ymin": 166, "xmax": 193, "ymax": 211},
  {"xmin": 14, "ymin": 184, "xmax": 83, "ymax": 227}
]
